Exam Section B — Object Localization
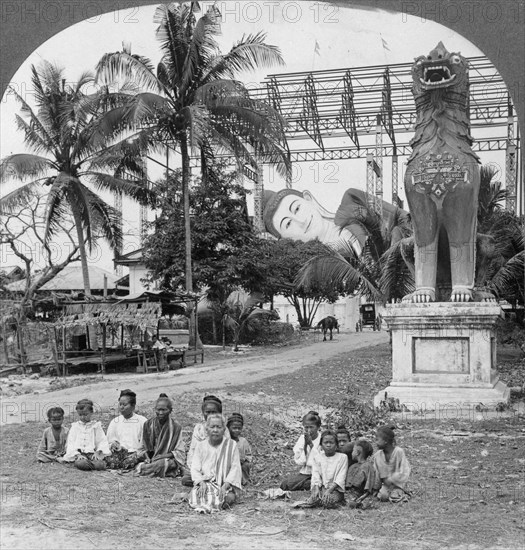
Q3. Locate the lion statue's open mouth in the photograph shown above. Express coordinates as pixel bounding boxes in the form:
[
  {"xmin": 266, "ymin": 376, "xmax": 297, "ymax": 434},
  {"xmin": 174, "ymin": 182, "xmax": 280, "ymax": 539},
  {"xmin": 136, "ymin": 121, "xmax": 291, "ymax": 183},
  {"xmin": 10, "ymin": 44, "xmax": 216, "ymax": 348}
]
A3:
[
  {"xmin": 421, "ymin": 65, "xmax": 456, "ymax": 87},
  {"xmin": 412, "ymin": 42, "xmax": 466, "ymax": 92}
]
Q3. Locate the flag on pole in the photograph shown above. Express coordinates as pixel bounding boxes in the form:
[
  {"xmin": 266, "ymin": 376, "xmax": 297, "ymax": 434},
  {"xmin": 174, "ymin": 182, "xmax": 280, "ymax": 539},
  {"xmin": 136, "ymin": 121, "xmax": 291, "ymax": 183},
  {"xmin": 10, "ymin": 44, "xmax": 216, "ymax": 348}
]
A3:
[
  {"xmin": 380, "ymin": 35, "xmax": 390, "ymax": 52},
  {"xmin": 314, "ymin": 40, "xmax": 321, "ymax": 56}
]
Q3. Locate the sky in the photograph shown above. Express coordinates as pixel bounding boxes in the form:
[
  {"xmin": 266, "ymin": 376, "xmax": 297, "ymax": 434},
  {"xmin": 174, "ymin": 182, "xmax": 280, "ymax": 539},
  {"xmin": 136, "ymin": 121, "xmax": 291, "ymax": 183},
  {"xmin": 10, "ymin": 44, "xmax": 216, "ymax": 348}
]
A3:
[{"xmin": 1, "ymin": 1, "xmax": 504, "ymax": 274}]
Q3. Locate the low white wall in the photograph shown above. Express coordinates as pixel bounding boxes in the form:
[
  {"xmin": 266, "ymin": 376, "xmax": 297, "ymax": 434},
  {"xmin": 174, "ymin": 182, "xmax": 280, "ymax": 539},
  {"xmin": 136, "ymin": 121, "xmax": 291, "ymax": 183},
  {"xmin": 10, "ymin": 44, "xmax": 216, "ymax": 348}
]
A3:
[{"xmin": 272, "ymin": 295, "xmax": 362, "ymax": 330}]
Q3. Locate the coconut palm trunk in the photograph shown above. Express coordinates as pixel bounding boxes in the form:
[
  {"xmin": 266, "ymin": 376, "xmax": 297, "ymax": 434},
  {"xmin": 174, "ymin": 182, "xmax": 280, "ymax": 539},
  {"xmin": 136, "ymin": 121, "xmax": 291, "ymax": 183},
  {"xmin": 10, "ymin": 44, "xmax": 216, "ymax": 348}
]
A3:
[
  {"xmin": 71, "ymin": 206, "xmax": 91, "ymax": 294},
  {"xmin": 180, "ymin": 134, "xmax": 193, "ymax": 293}
]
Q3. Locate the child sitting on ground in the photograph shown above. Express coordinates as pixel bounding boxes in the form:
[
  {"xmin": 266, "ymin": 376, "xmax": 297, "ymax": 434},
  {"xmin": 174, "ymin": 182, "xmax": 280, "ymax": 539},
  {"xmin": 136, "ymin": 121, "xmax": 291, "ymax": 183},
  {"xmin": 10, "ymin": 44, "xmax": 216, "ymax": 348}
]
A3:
[
  {"xmin": 227, "ymin": 412, "xmax": 252, "ymax": 485},
  {"xmin": 336, "ymin": 425, "xmax": 357, "ymax": 467},
  {"xmin": 181, "ymin": 395, "xmax": 230, "ymax": 486},
  {"xmin": 280, "ymin": 411, "xmax": 322, "ymax": 491},
  {"xmin": 345, "ymin": 438, "xmax": 376, "ymax": 507},
  {"xmin": 373, "ymin": 426, "xmax": 411, "ymax": 503},
  {"xmin": 59, "ymin": 399, "xmax": 111, "ymax": 470},
  {"xmin": 36, "ymin": 407, "xmax": 69, "ymax": 463},
  {"xmin": 307, "ymin": 430, "xmax": 348, "ymax": 508}
]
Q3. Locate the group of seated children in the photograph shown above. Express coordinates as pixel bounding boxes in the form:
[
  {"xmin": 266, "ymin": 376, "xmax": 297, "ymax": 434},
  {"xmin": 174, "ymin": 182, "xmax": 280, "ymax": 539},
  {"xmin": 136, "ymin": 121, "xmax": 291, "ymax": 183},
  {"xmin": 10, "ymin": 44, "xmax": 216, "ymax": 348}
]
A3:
[
  {"xmin": 280, "ymin": 411, "xmax": 411, "ymax": 507},
  {"xmin": 37, "ymin": 398, "xmax": 409, "ymax": 510}
]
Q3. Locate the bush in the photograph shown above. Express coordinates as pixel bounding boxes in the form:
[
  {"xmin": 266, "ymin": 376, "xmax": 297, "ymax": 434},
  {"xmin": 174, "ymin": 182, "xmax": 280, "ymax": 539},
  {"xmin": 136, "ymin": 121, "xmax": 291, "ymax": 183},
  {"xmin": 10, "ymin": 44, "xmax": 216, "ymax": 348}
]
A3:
[
  {"xmin": 496, "ymin": 317, "xmax": 525, "ymax": 347},
  {"xmin": 158, "ymin": 315, "xmax": 189, "ymax": 330},
  {"xmin": 324, "ymin": 387, "xmax": 399, "ymax": 438},
  {"xmin": 197, "ymin": 312, "xmax": 235, "ymax": 346},
  {"xmin": 244, "ymin": 320, "xmax": 295, "ymax": 345}
]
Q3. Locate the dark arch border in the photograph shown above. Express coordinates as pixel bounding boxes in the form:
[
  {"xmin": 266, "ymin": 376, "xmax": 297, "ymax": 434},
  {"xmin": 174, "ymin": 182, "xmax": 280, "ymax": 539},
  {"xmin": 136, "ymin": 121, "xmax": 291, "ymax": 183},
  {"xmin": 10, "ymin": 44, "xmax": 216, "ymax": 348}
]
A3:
[{"xmin": 1, "ymin": 1, "xmax": 523, "ymax": 155}]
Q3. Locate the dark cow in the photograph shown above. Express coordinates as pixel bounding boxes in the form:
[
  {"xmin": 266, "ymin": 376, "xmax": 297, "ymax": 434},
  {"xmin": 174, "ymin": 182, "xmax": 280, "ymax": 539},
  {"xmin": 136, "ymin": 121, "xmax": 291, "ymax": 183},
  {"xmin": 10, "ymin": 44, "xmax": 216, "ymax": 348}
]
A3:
[{"xmin": 316, "ymin": 316, "xmax": 339, "ymax": 341}]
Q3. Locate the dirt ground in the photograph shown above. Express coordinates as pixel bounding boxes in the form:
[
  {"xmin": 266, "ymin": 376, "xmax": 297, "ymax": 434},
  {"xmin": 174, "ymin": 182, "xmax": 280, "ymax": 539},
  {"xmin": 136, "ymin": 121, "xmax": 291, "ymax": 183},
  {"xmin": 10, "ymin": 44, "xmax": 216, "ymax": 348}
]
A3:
[{"xmin": 1, "ymin": 330, "xmax": 524, "ymax": 550}]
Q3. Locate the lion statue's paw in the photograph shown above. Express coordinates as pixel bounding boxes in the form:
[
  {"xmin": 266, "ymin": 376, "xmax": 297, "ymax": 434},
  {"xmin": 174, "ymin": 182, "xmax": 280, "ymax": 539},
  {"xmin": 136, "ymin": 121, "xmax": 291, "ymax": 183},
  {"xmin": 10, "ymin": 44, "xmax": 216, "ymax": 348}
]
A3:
[
  {"xmin": 472, "ymin": 289, "xmax": 497, "ymax": 303},
  {"xmin": 402, "ymin": 288, "xmax": 436, "ymax": 303},
  {"xmin": 450, "ymin": 286, "xmax": 474, "ymax": 302}
]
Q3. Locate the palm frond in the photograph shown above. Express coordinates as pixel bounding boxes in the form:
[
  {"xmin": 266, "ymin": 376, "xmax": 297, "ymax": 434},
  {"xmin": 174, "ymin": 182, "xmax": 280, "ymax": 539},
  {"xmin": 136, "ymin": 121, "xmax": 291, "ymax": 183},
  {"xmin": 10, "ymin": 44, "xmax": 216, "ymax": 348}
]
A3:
[
  {"xmin": 96, "ymin": 50, "xmax": 164, "ymax": 94},
  {"xmin": 379, "ymin": 238, "xmax": 415, "ymax": 302},
  {"xmin": 296, "ymin": 248, "xmax": 382, "ymax": 302},
  {"xmin": 84, "ymin": 187, "xmax": 123, "ymax": 252},
  {"xmin": 0, "ymin": 154, "xmax": 54, "ymax": 182},
  {"xmin": 83, "ymin": 171, "xmax": 156, "ymax": 206},
  {"xmin": 203, "ymin": 32, "xmax": 284, "ymax": 82},
  {"xmin": 9, "ymin": 84, "xmax": 54, "ymax": 152},
  {"xmin": 488, "ymin": 251, "xmax": 524, "ymax": 301},
  {"xmin": 181, "ymin": 5, "xmax": 221, "ymax": 91},
  {"xmin": 14, "ymin": 114, "xmax": 51, "ymax": 154},
  {"xmin": 0, "ymin": 182, "xmax": 41, "ymax": 214},
  {"xmin": 43, "ymin": 174, "xmax": 90, "ymax": 243},
  {"xmin": 154, "ymin": 3, "xmax": 193, "ymax": 90}
]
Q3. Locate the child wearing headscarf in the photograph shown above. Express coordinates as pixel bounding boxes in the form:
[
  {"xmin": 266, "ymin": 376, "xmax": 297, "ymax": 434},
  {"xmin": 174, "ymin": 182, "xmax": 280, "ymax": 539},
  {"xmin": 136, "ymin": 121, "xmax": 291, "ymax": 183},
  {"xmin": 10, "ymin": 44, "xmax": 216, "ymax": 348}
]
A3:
[
  {"xmin": 373, "ymin": 426, "xmax": 411, "ymax": 503},
  {"xmin": 227, "ymin": 412, "xmax": 252, "ymax": 485}
]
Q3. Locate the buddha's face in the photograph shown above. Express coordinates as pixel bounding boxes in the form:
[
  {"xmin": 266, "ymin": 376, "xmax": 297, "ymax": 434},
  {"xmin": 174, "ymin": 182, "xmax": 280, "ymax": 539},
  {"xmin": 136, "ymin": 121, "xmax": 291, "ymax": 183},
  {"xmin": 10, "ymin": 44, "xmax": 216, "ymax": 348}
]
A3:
[{"xmin": 272, "ymin": 194, "xmax": 325, "ymax": 242}]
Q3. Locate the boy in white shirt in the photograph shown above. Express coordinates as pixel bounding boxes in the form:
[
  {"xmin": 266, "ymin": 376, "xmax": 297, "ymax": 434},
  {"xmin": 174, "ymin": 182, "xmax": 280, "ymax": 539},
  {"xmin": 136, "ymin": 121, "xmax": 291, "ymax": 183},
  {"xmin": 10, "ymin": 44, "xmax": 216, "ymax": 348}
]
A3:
[{"xmin": 60, "ymin": 399, "xmax": 110, "ymax": 470}]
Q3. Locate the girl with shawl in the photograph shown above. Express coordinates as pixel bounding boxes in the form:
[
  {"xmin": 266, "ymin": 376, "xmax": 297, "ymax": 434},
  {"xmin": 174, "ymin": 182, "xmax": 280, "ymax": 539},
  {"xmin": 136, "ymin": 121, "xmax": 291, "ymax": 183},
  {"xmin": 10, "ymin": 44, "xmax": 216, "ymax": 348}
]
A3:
[
  {"xmin": 373, "ymin": 426, "xmax": 411, "ymax": 503},
  {"xmin": 189, "ymin": 413, "xmax": 242, "ymax": 513},
  {"xmin": 135, "ymin": 393, "xmax": 185, "ymax": 478}
]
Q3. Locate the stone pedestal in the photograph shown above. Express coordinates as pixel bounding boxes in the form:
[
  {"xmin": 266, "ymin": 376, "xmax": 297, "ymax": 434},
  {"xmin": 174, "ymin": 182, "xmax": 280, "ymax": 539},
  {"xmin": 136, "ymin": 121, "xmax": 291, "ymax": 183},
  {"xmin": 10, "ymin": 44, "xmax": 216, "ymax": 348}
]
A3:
[{"xmin": 374, "ymin": 303, "xmax": 510, "ymax": 410}]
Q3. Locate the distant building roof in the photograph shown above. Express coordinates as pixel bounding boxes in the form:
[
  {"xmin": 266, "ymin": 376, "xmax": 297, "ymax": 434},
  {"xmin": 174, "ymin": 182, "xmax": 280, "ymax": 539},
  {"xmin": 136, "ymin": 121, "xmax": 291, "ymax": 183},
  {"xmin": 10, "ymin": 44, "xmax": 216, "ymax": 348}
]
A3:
[
  {"xmin": 0, "ymin": 265, "xmax": 24, "ymax": 279},
  {"xmin": 114, "ymin": 248, "xmax": 144, "ymax": 266},
  {"xmin": 5, "ymin": 265, "xmax": 120, "ymax": 292}
]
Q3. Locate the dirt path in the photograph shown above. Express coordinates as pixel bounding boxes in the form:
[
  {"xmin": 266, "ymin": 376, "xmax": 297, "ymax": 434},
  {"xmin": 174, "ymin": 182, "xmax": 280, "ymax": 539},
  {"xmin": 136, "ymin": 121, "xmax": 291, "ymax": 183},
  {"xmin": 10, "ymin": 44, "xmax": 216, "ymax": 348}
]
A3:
[{"xmin": 0, "ymin": 331, "xmax": 388, "ymax": 425}]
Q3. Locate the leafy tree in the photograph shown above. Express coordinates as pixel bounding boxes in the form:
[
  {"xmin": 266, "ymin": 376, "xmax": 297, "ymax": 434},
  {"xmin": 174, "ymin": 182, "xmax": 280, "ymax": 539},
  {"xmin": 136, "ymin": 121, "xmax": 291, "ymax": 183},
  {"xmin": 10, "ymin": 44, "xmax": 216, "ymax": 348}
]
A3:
[
  {"xmin": 235, "ymin": 238, "xmax": 346, "ymax": 328},
  {"xmin": 0, "ymin": 61, "xmax": 153, "ymax": 294},
  {"xmin": 143, "ymin": 160, "xmax": 255, "ymax": 298},
  {"xmin": 0, "ymin": 187, "xmax": 81, "ymax": 367}
]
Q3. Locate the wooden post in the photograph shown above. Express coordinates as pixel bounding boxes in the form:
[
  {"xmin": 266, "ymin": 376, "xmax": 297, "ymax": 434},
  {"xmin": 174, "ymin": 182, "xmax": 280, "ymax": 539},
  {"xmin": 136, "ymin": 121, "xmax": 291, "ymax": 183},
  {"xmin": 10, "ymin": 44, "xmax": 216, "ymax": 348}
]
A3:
[
  {"xmin": 49, "ymin": 326, "xmax": 60, "ymax": 376},
  {"xmin": 62, "ymin": 325, "xmax": 66, "ymax": 377},
  {"xmin": 2, "ymin": 321, "xmax": 10, "ymax": 365},
  {"xmin": 17, "ymin": 321, "xmax": 27, "ymax": 372},
  {"xmin": 101, "ymin": 323, "xmax": 106, "ymax": 374}
]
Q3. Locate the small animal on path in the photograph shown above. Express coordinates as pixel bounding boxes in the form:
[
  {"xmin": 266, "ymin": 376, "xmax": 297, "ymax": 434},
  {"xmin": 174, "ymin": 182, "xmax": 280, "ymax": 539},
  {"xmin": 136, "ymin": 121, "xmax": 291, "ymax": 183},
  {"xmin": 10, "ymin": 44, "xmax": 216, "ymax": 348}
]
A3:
[{"xmin": 317, "ymin": 316, "xmax": 339, "ymax": 341}]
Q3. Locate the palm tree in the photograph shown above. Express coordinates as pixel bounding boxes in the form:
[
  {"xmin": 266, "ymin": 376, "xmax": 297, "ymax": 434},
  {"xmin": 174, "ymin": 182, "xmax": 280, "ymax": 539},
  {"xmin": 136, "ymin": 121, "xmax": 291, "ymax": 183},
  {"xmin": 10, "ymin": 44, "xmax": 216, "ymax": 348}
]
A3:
[
  {"xmin": 476, "ymin": 165, "xmax": 524, "ymax": 305},
  {"xmin": 222, "ymin": 290, "xmax": 275, "ymax": 351},
  {"xmin": 0, "ymin": 61, "xmax": 154, "ymax": 294},
  {"xmin": 297, "ymin": 201, "xmax": 413, "ymax": 304},
  {"xmin": 96, "ymin": 3, "xmax": 290, "ymax": 295}
]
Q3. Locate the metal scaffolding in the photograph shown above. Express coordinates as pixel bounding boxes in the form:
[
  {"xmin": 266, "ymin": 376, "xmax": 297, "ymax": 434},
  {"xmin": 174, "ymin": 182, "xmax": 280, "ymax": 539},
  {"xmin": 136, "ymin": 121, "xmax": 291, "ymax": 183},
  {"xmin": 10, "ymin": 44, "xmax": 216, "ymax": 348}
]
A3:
[
  {"xmin": 254, "ymin": 165, "xmax": 264, "ymax": 233},
  {"xmin": 113, "ymin": 190, "xmax": 123, "ymax": 276},
  {"xmin": 138, "ymin": 157, "xmax": 148, "ymax": 246},
  {"xmin": 506, "ymin": 101, "xmax": 517, "ymax": 212}
]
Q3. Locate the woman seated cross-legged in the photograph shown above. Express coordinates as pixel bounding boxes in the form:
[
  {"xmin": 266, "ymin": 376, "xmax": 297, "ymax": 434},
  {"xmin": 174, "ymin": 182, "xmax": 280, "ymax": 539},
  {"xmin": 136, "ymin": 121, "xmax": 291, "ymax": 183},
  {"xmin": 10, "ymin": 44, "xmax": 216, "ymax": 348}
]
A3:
[
  {"xmin": 135, "ymin": 393, "xmax": 185, "ymax": 478},
  {"xmin": 105, "ymin": 389, "xmax": 147, "ymax": 470},
  {"xmin": 189, "ymin": 413, "xmax": 242, "ymax": 513}
]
